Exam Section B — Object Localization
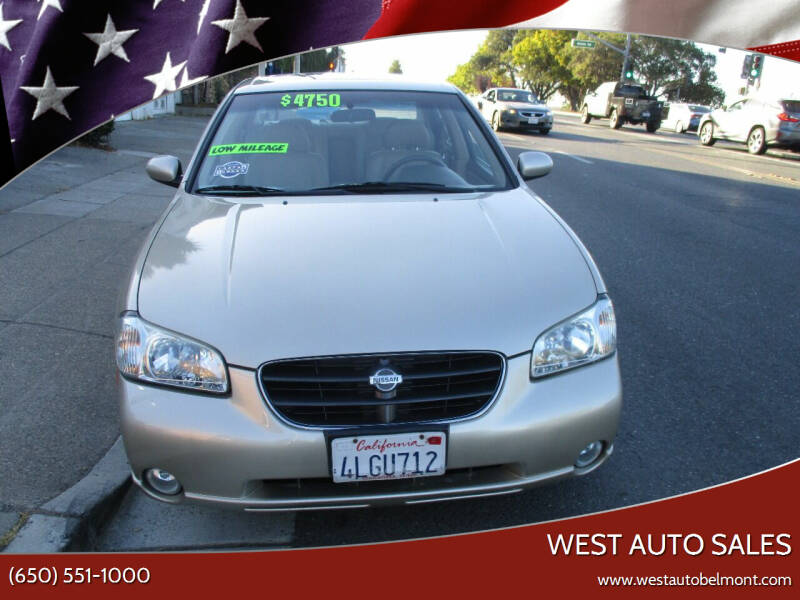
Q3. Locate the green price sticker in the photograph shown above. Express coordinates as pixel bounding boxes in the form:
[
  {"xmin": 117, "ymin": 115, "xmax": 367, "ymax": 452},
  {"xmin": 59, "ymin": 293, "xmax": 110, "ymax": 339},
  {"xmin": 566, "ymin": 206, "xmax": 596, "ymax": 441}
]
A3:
[
  {"xmin": 208, "ymin": 142, "xmax": 289, "ymax": 156},
  {"xmin": 280, "ymin": 92, "xmax": 341, "ymax": 108}
]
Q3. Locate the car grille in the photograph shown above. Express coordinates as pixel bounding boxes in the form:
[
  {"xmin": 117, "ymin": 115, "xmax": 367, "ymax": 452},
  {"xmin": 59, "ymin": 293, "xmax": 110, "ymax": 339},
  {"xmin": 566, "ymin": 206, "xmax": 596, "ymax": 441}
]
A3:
[
  {"xmin": 259, "ymin": 352, "xmax": 505, "ymax": 427},
  {"xmin": 519, "ymin": 111, "xmax": 545, "ymax": 118}
]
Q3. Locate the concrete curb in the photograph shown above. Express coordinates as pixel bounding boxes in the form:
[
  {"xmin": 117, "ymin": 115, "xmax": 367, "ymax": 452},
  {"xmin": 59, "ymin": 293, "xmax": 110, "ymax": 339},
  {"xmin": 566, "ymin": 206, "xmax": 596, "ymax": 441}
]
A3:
[{"xmin": 3, "ymin": 437, "xmax": 131, "ymax": 553}]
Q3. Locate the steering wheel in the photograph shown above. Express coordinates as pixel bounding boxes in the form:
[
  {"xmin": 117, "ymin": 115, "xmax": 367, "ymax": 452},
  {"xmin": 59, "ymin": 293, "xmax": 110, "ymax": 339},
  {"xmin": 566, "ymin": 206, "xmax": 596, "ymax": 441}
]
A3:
[{"xmin": 383, "ymin": 154, "xmax": 448, "ymax": 180}]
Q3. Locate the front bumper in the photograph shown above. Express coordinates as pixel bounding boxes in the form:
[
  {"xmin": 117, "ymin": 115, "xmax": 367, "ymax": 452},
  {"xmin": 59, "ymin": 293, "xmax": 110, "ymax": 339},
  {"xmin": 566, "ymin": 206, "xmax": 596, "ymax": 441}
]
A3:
[
  {"xmin": 120, "ymin": 354, "xmax": 622, "ymax": 510},
  {"xmin": 500, "ymin": 112, "xmax": 554, "ymax": 130}
]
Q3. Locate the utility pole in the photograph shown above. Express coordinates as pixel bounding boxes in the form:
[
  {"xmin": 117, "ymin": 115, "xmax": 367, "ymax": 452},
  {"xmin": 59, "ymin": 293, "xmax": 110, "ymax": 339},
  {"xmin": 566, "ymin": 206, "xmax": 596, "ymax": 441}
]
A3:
[
  {"xmin": 293, "ymin": 54, "xmax": 301, "ymax": 74},
  {"xmin": 582, "ymin": 32, "xmax": 633, "ymax": 81},
  {"xmin": 620, "ymin": 34, "xmax": 632, "ymax": 81}
]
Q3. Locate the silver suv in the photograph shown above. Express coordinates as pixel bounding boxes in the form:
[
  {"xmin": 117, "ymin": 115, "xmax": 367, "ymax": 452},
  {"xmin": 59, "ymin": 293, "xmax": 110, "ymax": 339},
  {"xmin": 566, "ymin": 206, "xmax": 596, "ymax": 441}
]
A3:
[
  {"xmin": 698, "ymin": 97, "xmax": 800, "ymax": 154},
  {"xmin": 116, "ymin": 74, "xmax": 621, "ymax": 510}
]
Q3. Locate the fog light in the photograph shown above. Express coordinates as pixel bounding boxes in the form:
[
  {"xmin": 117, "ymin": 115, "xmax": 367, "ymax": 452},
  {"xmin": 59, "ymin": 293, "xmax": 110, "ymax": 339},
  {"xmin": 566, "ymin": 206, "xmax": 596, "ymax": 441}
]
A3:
[
  {"xmin": 144, "ymin": 468, "xmax": 182, "ymax": 495},
  {"xmin": 575, "ymin": 441, "xmax": 604, "ymax": 468}
]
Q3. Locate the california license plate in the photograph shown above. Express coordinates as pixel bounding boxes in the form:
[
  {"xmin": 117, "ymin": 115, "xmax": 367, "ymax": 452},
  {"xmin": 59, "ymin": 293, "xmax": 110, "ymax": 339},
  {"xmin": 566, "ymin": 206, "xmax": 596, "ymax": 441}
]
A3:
[
  {"xmin": 331, "ymin": 432, "xmax": 446, "ymax": 483},
  {"xmin": 528, "ymin": 117, "xmax": 539, "ymax": 124}
]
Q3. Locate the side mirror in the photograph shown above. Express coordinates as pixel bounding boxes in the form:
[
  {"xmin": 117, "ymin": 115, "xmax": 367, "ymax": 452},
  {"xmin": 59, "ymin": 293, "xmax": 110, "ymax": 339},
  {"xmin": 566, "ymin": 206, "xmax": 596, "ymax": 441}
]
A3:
[
  {"xmin": 517, "ymin": 151, "xmax": 553, "ymax": 180},
  {"xmin": 477, "ymin": 100, "xmax": 483, "ymax": 109},
  {"xmin": 721, "ymin": 104, "xmax": 727, "ymax": 111},
  {"xmin": 146, "ymin": 155, "xmax": 183, "ymax": 187}
]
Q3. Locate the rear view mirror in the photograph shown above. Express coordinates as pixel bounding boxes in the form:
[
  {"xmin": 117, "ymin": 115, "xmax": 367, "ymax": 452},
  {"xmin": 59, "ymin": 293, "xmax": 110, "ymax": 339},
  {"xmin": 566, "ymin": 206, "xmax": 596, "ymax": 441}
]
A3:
[
  {"xmin": 146, "ymin": 155, "xmax": 183, "ymax": 187},
  {"xmin": 517, "ymin": 151, "xmax": 553, "ymax": 180}
]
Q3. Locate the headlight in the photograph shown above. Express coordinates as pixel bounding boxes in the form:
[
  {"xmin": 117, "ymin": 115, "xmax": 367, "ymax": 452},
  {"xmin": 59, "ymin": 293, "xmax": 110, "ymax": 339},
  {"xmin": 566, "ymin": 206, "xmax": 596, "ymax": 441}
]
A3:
[
  {"xmin": 531, "ymin": 296, "xmax": 616, "ymax": 378},
  {"xmin": 506, "ymin": 109, "xmax": 516, "ymax": 115},
  {"xmin": 116, "ymin": 313, "xmax": 229, "ymax": 393}
]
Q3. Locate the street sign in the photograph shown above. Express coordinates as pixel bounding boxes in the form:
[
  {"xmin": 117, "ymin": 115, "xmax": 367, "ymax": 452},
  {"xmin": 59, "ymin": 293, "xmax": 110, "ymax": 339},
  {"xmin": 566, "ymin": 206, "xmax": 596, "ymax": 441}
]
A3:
[{"xmin": 571, "ymin": 39, "xmax": 596, "ymax": 48}]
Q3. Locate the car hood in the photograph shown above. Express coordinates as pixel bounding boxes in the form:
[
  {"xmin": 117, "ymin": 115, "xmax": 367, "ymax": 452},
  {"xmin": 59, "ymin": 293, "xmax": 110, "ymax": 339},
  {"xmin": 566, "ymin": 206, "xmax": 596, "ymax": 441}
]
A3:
[{"xmin": 137, "ymin": 188, "xmax": 597, "ymax": 367}]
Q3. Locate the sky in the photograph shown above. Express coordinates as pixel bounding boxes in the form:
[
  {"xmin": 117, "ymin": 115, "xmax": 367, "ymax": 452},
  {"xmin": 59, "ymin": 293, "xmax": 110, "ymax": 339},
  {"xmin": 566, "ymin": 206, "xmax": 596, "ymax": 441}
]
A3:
[{"xmin": 341, "ymin": 30, "xmax": 800, "ymax": 104}]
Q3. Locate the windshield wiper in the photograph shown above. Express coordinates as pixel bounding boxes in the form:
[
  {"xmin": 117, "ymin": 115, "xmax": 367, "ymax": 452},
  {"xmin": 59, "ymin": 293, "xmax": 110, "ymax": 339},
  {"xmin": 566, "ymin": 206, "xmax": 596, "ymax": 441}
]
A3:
[
  {"xmin": 309, "ymin": 181, "xmax": 477, "ymax": 194},
  {"xmin": 195, "ymin": 184, "xmax": 286, "ymax": 196}
]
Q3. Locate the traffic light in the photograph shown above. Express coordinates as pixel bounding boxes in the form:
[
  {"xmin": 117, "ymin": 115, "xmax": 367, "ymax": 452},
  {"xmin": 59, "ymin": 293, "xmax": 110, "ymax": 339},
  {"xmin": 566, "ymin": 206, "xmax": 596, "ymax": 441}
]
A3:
[
  {"xmin": 750, "ymin": 55, "xmax": 763, "ymax": 79},
  {"xmin": 328, "ymin": 61, "xmax": 335, "ymax": 71},
  {"xmin": 741, "ymin": 54, "xmax": 753, "ymax": 79},
  {"xmin": 624, "ymin": 69, "xmax": 634, "ymax": 79}
]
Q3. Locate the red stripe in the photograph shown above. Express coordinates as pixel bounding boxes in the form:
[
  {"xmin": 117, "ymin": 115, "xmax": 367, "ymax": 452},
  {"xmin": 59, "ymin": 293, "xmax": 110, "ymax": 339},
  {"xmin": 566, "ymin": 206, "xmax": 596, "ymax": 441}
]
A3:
[
  {"xmin": 749, "ymin": 40, "xmax": 800, "ymax": 63},
  {"xmin": 364, "ymin": 0, "xmax": 569, "ymax": 39}
]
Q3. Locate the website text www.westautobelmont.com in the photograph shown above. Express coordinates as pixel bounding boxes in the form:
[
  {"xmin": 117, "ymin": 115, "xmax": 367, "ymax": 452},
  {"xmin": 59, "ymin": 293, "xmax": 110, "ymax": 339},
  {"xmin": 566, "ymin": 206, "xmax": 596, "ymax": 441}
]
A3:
[{"xmin": 596, "ymin": 572, "xmax": 792, "ymax": 588}]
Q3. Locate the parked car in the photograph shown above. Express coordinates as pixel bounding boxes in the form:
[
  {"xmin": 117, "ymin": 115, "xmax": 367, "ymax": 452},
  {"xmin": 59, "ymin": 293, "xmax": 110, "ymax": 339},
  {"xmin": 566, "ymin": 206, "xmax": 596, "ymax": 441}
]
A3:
[
  {"xmin": 117, "ymin": 74, "xmax": 621, "ymax": 510},
  {"xmin": 660, "ymin": 102, "xmax": 711, "ymax": 133},
  {"xmin": 475, "ymin": 87, "xmax": 554, "ymax": 134},
  {"xmin": 581, "ymin": 81, "xmax": 662, "ymax": 132},
  {"xmin": 698, "ymin": 97, "xmax": 800, "ymax": 154}
]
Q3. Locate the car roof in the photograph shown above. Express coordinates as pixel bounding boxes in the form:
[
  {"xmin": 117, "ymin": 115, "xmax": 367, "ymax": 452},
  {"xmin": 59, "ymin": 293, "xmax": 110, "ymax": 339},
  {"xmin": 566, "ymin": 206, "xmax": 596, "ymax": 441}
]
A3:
[{"xmin": 235, "ymin": 73, "xmax": 459, "ymax": 95}]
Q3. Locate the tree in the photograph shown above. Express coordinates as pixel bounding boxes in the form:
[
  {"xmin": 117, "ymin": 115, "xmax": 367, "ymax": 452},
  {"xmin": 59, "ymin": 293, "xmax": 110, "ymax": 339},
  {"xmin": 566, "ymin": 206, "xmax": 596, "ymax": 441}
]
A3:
[
  {"xmin": 448, "ymin": 30, "xmax": 724, "ymax": 110},
  {"xmin": 628, "ymin": 37, "xmax": 723, "ymax": 105},
  {"xmin": 511, "ymin": 30, "xmax": 574, "ymax": 102},
  {"xmin": 388, "ymin": 59, "xmax": 402, "ymax": 74},
  {"xmin": 447, "ymin": 30, "xmax": 517, "ymax": 94},
  {"xmin": 566, "ymin": 32, "xmax": 628, "ymax": 107}
]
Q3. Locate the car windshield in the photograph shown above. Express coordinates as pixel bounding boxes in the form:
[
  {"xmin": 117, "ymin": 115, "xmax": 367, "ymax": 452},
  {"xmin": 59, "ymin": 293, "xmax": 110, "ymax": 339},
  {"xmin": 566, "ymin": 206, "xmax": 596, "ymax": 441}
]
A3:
[
  {"xmin": 616, "ymin": 85, "xmax": 648, "ymax": 97},
  {"xmin": 192, "ymin": 89, "xmax": 513, "ymax": 195},
  {"xmin": 781, "ymin": 100, "xmax": 800, "ymax": 114},
  {"xmin": 497, "ymin": 90, "xmax": 535, "ymax": 103}
]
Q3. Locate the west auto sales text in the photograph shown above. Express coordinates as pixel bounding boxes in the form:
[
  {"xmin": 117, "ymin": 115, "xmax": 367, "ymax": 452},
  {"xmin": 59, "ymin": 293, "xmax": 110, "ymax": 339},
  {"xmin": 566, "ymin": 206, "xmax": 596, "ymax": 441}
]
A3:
[{"xmin": 547, "ymin": 533, "xmax": 792, "ymax": 556}]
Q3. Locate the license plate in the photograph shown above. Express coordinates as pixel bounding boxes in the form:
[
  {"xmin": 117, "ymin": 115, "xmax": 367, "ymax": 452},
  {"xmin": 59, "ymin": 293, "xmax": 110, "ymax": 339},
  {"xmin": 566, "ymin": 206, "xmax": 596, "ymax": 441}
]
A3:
[
  {"xmin": 331, "ymin": 431, "xmax": 446, "ymax": 483},
  {"xmin": 642, "ymin": 111, "xmax": 650, "ymax": 117},
  {"xmin": 528, "ymin": 117, "xmax": 539, "ymax": 124}
]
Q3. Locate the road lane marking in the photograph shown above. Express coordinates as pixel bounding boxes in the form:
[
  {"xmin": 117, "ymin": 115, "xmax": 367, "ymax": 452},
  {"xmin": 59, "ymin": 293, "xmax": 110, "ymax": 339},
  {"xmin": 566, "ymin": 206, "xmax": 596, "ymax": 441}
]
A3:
[
  {"xmin": 497, "ymin": 132, "xmax": 595, "ymax": 164},
  {"xmin": 552, "ymin": 150, "xmax": 593, "ymax": 164},
  {"xmin": 645, "ymin": 145, "xmax": 800, "ymax": 188},
  {"xmin": 557, "ymin": 117, "xmax": 800, "ymax": 171}
]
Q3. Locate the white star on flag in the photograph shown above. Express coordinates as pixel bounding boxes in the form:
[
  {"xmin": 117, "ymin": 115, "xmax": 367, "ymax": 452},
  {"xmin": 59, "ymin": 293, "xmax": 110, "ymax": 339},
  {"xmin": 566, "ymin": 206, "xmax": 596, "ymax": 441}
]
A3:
[
  {"xmin": 0, "ymin": 3, "xmax": 23, "ymax": 52},
  {"xmin": 20, "ymin": 66, "xmax": 79, "ymax": 120},
  {"xmin": 179, "ymin": 66, "xmax": 207, "ymax": 88},
  {"xmin": 144, "ymin": 52, "xmax": 186, "ymax": 99},
  {"xmin": 197, "ymin": 0, "xmax": 210, "ymax": 35},
  {"xmin": 212, "ymin": 0, "xmax": 269, "ymax": 53},
  {"xmin": 152, "ymin": 0, "xmax": 185, "ymax": 9},
  {"xmin": 84, "ymin": 15, "xmax": 138, "ymax": 66},
  {"xmin": 37, "ymin": 0, "xmax": 62, "ymax": 20}
]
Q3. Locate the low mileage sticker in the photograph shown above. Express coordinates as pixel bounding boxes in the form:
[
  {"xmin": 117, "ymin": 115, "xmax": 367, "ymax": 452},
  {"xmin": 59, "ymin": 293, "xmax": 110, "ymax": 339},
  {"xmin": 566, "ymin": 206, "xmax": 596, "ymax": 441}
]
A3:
[{"xmin": 208, "ymin": 142, "xmax": 288, "ymax": 156}]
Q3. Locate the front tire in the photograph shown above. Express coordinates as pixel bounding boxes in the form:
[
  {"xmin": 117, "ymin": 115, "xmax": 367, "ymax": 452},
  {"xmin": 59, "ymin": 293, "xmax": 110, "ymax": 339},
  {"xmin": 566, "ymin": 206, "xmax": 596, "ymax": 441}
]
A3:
[
  {"xmin": 609, "ymin": 108, "xmax": 622, "ymax": 129},
  {"xmin": 699, "ymin": 121, "xmax": 716, "ymax": 146},
  {"xmin": 580, "ymin": 105, "xmax": 591, "ymax": 124},
  {"xmin": 492, "ymin": 112, "xmax": 501, "ymax": 132},
  {"xmin": 747, "ymin": 126, "xmax": 766, "ymax": 154}
]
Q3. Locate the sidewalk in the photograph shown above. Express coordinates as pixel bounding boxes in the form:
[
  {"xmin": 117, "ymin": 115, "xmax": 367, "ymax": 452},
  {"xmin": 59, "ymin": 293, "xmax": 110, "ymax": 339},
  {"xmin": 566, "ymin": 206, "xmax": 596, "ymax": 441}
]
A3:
[{"xmin": 0, "ymin": 115, "xmax": 209, "ymax": 551}]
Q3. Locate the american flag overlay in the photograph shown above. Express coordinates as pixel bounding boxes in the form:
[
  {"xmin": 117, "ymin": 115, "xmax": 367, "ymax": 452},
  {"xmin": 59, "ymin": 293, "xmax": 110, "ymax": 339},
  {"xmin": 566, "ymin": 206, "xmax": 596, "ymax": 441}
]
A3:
[
  {"xmin": 0, "ymin": 0, "xmax": 383, "ymax": 186},
  {"xmin": 0, "ymin": 0, "xmax": 798, "ymax": 188}
]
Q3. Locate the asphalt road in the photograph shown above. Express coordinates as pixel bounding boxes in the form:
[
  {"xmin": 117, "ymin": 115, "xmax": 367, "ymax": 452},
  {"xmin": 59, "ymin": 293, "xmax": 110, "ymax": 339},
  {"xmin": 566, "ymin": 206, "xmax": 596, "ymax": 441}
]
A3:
[{"xmin": 4, "ymin": 113, "xmax": 798, "ymax": 551}]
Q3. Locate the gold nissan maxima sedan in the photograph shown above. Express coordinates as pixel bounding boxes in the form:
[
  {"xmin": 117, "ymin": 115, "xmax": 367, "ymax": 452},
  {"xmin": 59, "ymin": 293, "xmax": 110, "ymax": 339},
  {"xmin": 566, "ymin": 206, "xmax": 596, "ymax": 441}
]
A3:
[{"xmin": 116, "ymin": 74, "xmax": 621, "ymax": 510}]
